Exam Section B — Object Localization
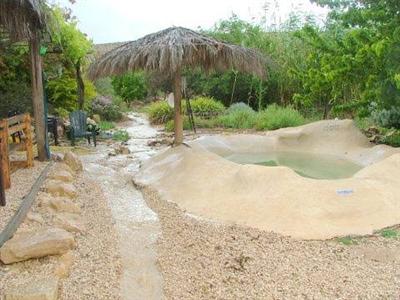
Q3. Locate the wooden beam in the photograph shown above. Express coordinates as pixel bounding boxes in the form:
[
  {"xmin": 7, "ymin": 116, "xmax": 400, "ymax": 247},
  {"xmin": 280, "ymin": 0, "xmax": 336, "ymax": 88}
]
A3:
[
  {"xmin": 173, "ymin": 71, "xmax": 183, "ymax": 145},
  {"xmin": 0, "ymin": 119, "xmax": 10, "ymax": 189},
  {"xmin": 24, "ymin": 114, "xmax": 34, "ymax": 168},
  {"xmin": 0, "ymin": 151, "xmax": 5, "ymax": 207},
  {"xmin": 29, "ymin": 33, "xmax": 47, "ymax": 161}
]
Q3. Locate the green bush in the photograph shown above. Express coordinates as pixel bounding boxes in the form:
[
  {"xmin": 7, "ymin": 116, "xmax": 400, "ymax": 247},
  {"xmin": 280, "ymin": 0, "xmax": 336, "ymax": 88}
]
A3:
[
  {"xmin": 112, "ymin": 130, "xmax": 129, "ymax": 142},
  {"xmin": 382, "ymin": 131, "xmax": 400, "ymax": 147},
  {"xmin": 165, "ymin": 117, "xmax": 217, "ymax": 132},
  {"xmin": 226, "ymin": 102, "xmax": 254, "ymax": 114},
  {"xmin": 188, "ymin": 97, "xmax": 225, "ymax": 117},
  {"xmin": 91, "ymin": 96, "xmax": 123, "ymax": 121},
  {"xmin": 146, "ymin": 101, "xmax": 174, "ymax": 124},
  {"xmin": 217, "ymin": 103, "xmax": 257, "ymax": 129},
  {"xmin": 255, "ymin": 104, "xmax": 306, "ymax": 130},
  {"xmin": 112, "ymin": 71, "xmax": 148, "ymax": 103},
  {"xmin": 98, "ymin": 121, "xmax": 115, "ymax": 131},
  {"xmin": 371, "ymin": 106, "xmax": 400, "ymax": 129}
]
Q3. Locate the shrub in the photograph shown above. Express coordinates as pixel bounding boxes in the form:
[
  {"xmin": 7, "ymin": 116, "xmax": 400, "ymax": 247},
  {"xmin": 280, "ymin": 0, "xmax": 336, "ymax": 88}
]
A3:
[
  {"xmin": 112, "ymin": 130, "xmax": 129, "ymax": 142},
  {"xmin": 226, "ymin": 102, "xmax": 254, "ymax": 114},
  {"xmin": 112, "ymin": 71, "xmax": 148, "ymax": 103},
  {"xmin": 146, "ymin": 101, "xmax": 174, "ymax": 124},
  {"xmin": 217, "ymin": 103, "xmax": 257, "ymax": 129},
  {"xmin": 98, "ymin": 121, "xmax": 115, "ymax": 131},
  {"xmin": 188, "ymin": 97, "xmax": 225, "ymax": 117},
  {"xmin": 165, "ymin": 117, "xmax": 217, "ymax": 132},
  {"xmin": 382, "ymin": 130, "xmax": 400, "ymax": 147},
  {"xmin": 371, "ymin": 106, "xmax": 400, "ymax": 129},
  {"xmin": 91, "ymin": 96, "xmax": 123, "ymax": 121},
  {"xmin": 255, "ymin": 104, "xmax": 306, "ymax": 130}
]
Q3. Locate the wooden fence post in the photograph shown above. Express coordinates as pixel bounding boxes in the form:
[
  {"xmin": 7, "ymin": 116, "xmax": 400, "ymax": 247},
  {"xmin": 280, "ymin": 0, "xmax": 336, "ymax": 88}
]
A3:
[
  {"xmin": 23, "ymin": 114, "xmax": 34, "ymax": 168},
  {"xmin": 0, "ymin": 120, "xmax": 10, "ymax": 189},
  {"xmin": 0, "ymin": 143, "xmax": 5, "ymax": 207}
]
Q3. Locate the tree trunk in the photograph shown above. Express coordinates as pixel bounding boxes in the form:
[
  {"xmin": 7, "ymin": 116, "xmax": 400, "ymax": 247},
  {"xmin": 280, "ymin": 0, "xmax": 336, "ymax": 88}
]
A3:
[
  {"xmin": 76, "ymin": 60, "xmax": 85, "ymax": 110},
  {"xmin": 173, "ymin": 71, "xmax": 183, "ymax": 145},
  {"xmin": 30, "ymin": 33, "xmax": 47, "ymax": 161}
]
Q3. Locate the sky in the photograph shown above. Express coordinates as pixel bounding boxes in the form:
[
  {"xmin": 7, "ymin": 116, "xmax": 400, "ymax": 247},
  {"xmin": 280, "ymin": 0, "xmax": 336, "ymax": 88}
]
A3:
[{"xmin": 56, "ymin": 0, "xmax": 329, "ymax": 44}]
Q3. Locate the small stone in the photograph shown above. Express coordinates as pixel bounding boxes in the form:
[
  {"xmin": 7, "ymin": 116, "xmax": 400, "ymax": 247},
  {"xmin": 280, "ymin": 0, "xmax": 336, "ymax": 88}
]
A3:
[
  {"xmin": 55, "ymin": 213, "xmax": 86, "ymax": 233},
  {"xmin": 0, "ymin": 228, "xmax": 75, "ymax": 264},
  {"xmin": 63, "ymin": 151, "xmax": 83, "ymax": 172},
  {"xmin": 50, "ymin": 153, "xmax": 63, "ymax": 162},
  {"xmin": 44, "ymin": 180, "xmax": 77, "ymax": 198},
  {"xmin": 4, "ymin": 277, "xmax": 59, "ymax": 300},
  {"xmin": 26, "ymin": 212, "xmax": 44, "ymax": 224}
]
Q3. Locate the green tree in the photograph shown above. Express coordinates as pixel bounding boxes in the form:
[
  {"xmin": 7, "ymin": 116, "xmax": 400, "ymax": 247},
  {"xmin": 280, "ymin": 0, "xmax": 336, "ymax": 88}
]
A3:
[
  {"xmin": 50, "ymin": 7, "xmax": 93, "ymax": 109},
  {"xmin": 111, "ymin": 71, "xmax": 148, "ymax": 103}
]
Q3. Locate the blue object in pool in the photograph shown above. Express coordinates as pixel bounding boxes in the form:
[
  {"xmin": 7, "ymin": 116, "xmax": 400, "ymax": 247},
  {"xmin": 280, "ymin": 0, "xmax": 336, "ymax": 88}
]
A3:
[{"xmin": 336, "ymin": 189, "xmax": 354, "ymax": 196}]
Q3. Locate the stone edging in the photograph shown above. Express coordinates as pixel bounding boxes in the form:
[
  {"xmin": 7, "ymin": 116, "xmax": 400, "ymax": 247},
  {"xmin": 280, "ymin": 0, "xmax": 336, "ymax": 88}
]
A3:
[{"xmin": 0, "ymin": 161, "xmax": 54, "ymax": 247}]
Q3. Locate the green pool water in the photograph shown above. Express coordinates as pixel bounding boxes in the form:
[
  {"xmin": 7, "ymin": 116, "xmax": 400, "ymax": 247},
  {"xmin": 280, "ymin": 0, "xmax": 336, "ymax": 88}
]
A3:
[{"xmin": 224, "ymin": 151, "xmax": 363, "ymax": 180}]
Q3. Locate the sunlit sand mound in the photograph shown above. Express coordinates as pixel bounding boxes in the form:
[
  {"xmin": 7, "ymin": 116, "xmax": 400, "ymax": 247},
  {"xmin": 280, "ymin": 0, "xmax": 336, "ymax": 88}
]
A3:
[{"xmin": 136, "ymin": 120, "xmax": 400, "ymax": 239}]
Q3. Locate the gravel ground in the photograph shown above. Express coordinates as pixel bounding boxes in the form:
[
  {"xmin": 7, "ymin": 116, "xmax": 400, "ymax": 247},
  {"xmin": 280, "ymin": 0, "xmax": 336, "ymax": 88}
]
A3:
[
  {"xmin": 0, "ymin": 165, "xmax": 122, "ymax": 299},
  {"xmin": 0, "ymin": 161, "xmax": 48, "ymax": 231},
  {"xmin": 141, "ymin": 187, "xmax": 400, "ymax": 300}
]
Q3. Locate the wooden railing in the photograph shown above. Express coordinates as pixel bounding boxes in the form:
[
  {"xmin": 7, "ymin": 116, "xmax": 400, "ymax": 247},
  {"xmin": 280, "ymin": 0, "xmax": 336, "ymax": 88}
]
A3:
[{"xmin": 0, "ymin": 114, "xmax": 34, "ymax": 193}]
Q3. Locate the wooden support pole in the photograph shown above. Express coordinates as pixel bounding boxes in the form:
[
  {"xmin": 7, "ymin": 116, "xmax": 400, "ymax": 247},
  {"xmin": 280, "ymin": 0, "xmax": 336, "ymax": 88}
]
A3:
[
  {"xmin": 24, "ymin": 114, "xmax": 34, "ymax": 168},
  {"xmin": 0, "ymin": 145, "xmax": 5, "ymax": 207},
  {"xmin": 173, "ymin": 71, "xmax": 183, "ymax": 145},
  {"xmin": 29, "ymin": 33, "xmax": 47, "ymax": 161},
  {"xmin": 0, "ymin": 120, "xmax": 10, "ymax": 189}
]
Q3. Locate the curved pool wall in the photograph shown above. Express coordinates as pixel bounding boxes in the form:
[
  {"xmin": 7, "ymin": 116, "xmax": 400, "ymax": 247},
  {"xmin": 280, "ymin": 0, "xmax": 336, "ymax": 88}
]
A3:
[{"xmin": 135, "ymin": 120, "xmax": 400, "ymax": 240}]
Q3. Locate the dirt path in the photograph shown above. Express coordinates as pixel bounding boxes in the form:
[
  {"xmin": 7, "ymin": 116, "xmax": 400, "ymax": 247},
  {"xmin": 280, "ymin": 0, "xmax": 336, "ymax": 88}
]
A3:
[{"xmin": 81, "ymin": 113, "xmax": 165, "ymax": 300}]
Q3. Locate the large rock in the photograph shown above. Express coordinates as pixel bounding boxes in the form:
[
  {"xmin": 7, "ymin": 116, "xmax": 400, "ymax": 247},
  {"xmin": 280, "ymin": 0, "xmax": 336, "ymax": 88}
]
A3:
[
  {"xmin": 63, "ymin": 151, "xmax": 83, "ymax": 172},
  {"xmin": 54, "ymin": 213, "xmax": 85, "ymax": 233},
  {"xmin": 0, "ymin": 228, "xmax": 75, "ymax": 264},
  {"xmin": 4, "ymin": 277, "xmax": 59, "ymax": 300},
  {"xmin": 44, "ymin": 180, "xmax": 77, "ymax": 198},
  {"xmin": 39, "ymin": 196, "xmax": 81, "ymax": 214}
]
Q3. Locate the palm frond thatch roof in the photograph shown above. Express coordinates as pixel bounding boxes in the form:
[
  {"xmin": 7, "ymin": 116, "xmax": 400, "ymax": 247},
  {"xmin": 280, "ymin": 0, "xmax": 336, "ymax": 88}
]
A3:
[
  {"xmin": 0, "ymin": 0, "xmax": 45, "ymax": 40},
  {"xmin": 89, "ymin": 26, "xmax": 268, "ymax": 80}
]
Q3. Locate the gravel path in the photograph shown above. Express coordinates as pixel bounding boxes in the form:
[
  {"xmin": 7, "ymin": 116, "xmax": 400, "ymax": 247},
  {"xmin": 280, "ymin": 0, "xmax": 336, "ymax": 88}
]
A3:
[
  {"xmin": 141, "ymin": 187, "xmax": 400, "ymax": 299},
  {"xmin": 0, "ymin": 164, "xmax": 122, "ymax": 299},
  {"xmin": 0, "ymin": 161, "xmax": 48, "ymax": 231}
]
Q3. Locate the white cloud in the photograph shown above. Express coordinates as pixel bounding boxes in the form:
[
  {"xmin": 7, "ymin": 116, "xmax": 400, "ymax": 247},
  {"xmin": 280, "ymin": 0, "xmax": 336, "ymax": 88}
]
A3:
[{"xmin": 56, "ymin": 0, "xmax": 328, "ymax": 43}]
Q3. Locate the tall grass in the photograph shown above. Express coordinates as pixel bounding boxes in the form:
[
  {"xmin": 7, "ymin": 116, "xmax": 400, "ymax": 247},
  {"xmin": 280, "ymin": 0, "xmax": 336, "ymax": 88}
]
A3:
[{"xmin": 255, "ymin": 104, "xmax": 306, "ymax": 130}]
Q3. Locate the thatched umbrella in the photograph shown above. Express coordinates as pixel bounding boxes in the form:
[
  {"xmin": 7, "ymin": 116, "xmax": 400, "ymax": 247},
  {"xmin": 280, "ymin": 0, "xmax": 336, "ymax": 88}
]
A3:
[
  {"xmin": 0, "ymin": 0, "xmax": 48, "ymax": 161},
  {"xmin": 89, "ymin": 26, "xmax": 267, "ymax": 144}
]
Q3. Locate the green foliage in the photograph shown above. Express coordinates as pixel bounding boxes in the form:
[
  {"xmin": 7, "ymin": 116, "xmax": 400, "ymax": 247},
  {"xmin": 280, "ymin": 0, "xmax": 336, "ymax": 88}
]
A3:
[
  {"xmin": 91, "ymin": 96, "xmax": 123, "ymax": 121},
  {"xmin": 98, "ymin": 121, "xmax": 115, "ymax": 131},
  {"xmin": 378, "ymin": 229, "xmax": 398, "ymax": 238},
  {"xmin": 189, "ymin": 97, "xmax": 225, "ymax": 117},
  {"xmin": 337, "ymin": 236, "xmax": 359, "ymax": 245},
  {"xmin": 146, "ymin": 101, "xmax": 174, "ymax": 124},
  {"xmin": 94, "ymin": 77, "xmax": 115, "ymax": 96},
  {"xmin": 218, "ymin": 105, "xmax": 257, "ymax": 129},
  {"xmin": 47, "ymin": 75, "xmax": 96, "ymax": 113},
  {"xmin": 371, "ymin": 106, "xmax": 400, "ymax": 129},
  {"xmin": 382, "ymin": 131, "xmax": 400, "ymax": 147},
  {"xmin": 51, "ymin": 7, "xmax": 93, "ymax": 66},
  {"xmin": 165, "ymin": 117, "xmax": 217, "ymax": 132},
  {"xmin": 112, "ymin": 130, "xmax": 129, "ymax": 142},
  {"xmin": 255, "ymin": 104, "xmax": 306, "ymax": 130},
  {"xmin": 112, "ymin": 72, "xmax": 148, "ymax": 103},
  {"xmin": 54, "ymin": 107, "xmax": 70, "ymax": 119},
  {"xmin": 0, "ymin": 82, "xmax": 32, "ymax": 118}
]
